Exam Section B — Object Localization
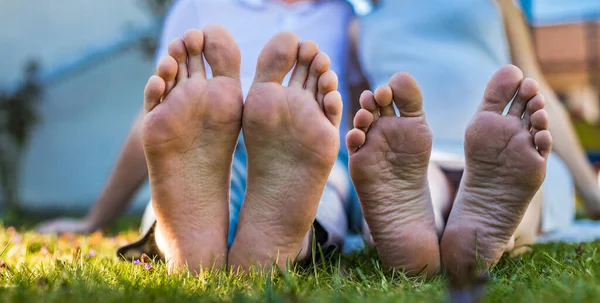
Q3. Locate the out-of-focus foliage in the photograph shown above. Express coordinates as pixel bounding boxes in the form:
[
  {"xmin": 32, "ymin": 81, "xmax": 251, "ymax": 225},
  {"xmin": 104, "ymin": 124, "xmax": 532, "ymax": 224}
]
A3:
[{"xmin": 0, "ymin": 61, "xmax": 42, "ymax": 209}]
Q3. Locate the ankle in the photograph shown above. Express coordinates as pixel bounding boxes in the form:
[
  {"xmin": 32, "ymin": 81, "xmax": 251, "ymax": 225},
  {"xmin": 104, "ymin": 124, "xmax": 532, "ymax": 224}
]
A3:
[
  {"xmin": 155, "ymin": 224, "xmax": 227, "ymax": 273},
  {"xmin": 228, "ymin": 225, "xmax": 306, "ymax": 271}
]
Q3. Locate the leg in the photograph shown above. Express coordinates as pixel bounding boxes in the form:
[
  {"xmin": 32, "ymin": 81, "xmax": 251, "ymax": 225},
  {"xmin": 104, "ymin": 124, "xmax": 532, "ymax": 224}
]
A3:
[
  {"xmin": 227, "ymin": 33, "xmax": 343, "ymax": 270},
  {"xmin": 142, "ymin": 26, "xmax": 243, "ymax": 274},
  {"xmin": 541, "ymin": 83, "xmax": 600, "ymax": 217},
  {"xmin": 441, "ymin": 65, "xmax": 552, "ymax": 285},
  {"xmin": 347, "ymin": 73, "xmax": 440, "ymax": 276},
  {"xmin": 564, "ymin": 84, "xmax": 599, "ymax": 125}
]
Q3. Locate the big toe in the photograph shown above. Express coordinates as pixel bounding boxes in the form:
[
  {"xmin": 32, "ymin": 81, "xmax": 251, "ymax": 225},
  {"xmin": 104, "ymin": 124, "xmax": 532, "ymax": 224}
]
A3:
[
  {"xmin": 479, "ymin": 65, "xmax": 524, "ymax": 114},
  {"xmin": 388, "ymin": 72, "xmax": 424, "ymax": 117},
  {"xmin": 253, "ymin": 31, "xmax": 300, "ymax": 84},
  {"xmin": 202, "ymin": 25, "xmax": 241, "ymax": 80}
]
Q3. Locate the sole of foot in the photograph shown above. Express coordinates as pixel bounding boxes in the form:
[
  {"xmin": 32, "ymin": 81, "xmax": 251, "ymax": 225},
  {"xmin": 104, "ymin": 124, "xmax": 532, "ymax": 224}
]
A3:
[
  {"xmin": 440, "ymin": 65, "xmax": 552, "ymax": 286},
  {"xmin": 227, "ymin": 32, "xmax": 343, "ymax": 271},
  {"xmin": 347, "ymin": 73, "xmax": 440, "ymax": 277},
  {"xmin": 141, "ymin": 26, "xmax": 243, "ymax": 274}
]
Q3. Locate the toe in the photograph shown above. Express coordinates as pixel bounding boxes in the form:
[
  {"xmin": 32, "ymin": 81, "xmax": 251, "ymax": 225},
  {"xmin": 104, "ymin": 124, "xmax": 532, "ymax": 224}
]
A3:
[
  {"xmin": 144, "ymin": 75, "xmax": 166, "ymax": 113},
  {"xmin": 182, "ymin": 29, "xmax": 207, "ymax": 79},
  {"xmin": 354, "ymin": 108, "xmax": 373, "ymax": 132},
  {"xmin": 359, "ymin": 90, "xmax": 379, "ymax": 122},
  {"xmin": 346, "ymin": 128, "xmax": 366, "ymax": 155},
  {"xmin": 508, "ymin": 78, "xmax": 539, "ymax": 117},
  {"xmin": 168, "ymin": 38, "xmax": 189, "ymax": 83},
  {"xmin": 289, "ymin": 41, "xmax": 319, "ymax": 88},
  {"xmin": 317, "ymin": 70, "xmax": 338, "ymax": 108},
  {"xmin": 203, "ymin": 25, "xmax": 242, "ymax": 80},
  {"xmin": 479, "ymin": 65, "xmax": 524, "ymax": 114},
  {"xmin": 324, "ymin": 91, "xmax": 343, "ymax": 128},
  {"xmin": 305, "ymin": 52, "xmax": 331, "ymax": 95},
  {"xmin": 388, "ymin": 72, "xmax": 424, "ymax": 117},
  {"xmin": 156, "ymin": 56, "xmax": 178, "ymax": 94},
  {"xmin": 373, "ymin": 85, "xmax": 395, "ymax": 116},
  {"xmin": 253, "ymin": 31, "xmax": 300, "ymax": 84},
  {"xmin": 523, "ymin": 94, "xmax": 546, "ymax": 129},
  {"xmin": 534, "ymin": 130, "xmax": 553, "ymax": 158},
  {"xmin": 530, "ymin": 109, "xmax": 549, "ymax": 133}
]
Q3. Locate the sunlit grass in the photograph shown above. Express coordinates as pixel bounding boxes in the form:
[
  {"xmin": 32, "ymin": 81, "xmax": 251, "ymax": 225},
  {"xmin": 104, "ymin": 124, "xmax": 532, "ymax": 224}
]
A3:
[{"xmin": 0, "ymin": 224, "xmax": 599, "ymax": 302}]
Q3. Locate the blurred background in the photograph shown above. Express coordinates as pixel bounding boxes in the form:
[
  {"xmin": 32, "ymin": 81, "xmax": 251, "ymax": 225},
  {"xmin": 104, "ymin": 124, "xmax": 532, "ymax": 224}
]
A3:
[
  {"xmin": 0, "ymin": 0, "xmax": 599, "ymax": 217},
  {"xmin": 533, "ymin": 1, "xmax": 600, "ymax": 165},
  {"xmin": 0, "ymin": 0, "xmax": 170, "ymax": 215}
]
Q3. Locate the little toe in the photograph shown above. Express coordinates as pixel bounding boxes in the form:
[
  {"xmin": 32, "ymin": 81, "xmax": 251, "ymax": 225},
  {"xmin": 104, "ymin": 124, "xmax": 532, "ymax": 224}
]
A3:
[
  {"xmin": 203, "ymin": 25, "xmax": 242, "ymax": 81},
  {"xmin": 156, "ymin": 56, "xmax": 178, "ymax": 94},
  {"xmin": 323, "ymin": 91, "xmax": 343, "ymax": 127},
  {"xmin": 388, "ymin": 72, "xmax": 424, "ymax": 117},
  {"xmin": 253, "ymin": 31, "xmax": 300, "ymax": 84},
  {"xmin": 144, "ymin": 75, "xmax": 166, "ymax": 113},
  {"xmin": 534, "ymin": 130, "xmax": 553, "ymax": 158},
  {"xmin": 479, "ymin": 65, "xmax": 524, "ymax": 114},
  {"xmin": 359, "ymin": 90, "xmax": 379, "ymax": 122},
  {"xmin": 289, "ymin": 41, "xmax": 319, "ymax": 88},
  {"xmin": 508, "ymin": 78, "xmax": 539, "ymax": 117},
  {"xmin": 182, "ymin": 29, "xmax": 206, "ymax": 79},
  {"xmin": 317, "ymin": 70, "xmax": 338, "ymax": 108},
  {"xmin": 373, "ymin": 85, "xmax": 395, "ymax": 116},
  {"xmin": 168, "ymin": 38, "xmax": 189, "ymax": 83},
  {"xmin": 523, "ymin": 94, "xmax": 546, "ymax": 129},
  {"xmin": 346, "ymin": 128, "xmax": 366, "ymax": 155},
  {"xmin": 305, "ymin": 52, "xmax": 331, "ymax": 95}
]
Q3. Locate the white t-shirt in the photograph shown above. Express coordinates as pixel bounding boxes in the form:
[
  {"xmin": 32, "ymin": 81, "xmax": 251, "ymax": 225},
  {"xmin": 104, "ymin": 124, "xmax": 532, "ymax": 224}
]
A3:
[
  {"xmin": 156, "ymin": 0, "xmax": 355, "ymax": 141},
  {"xmin": 359, "ymin": 0, "xmax": 512, "ymax": 155}
]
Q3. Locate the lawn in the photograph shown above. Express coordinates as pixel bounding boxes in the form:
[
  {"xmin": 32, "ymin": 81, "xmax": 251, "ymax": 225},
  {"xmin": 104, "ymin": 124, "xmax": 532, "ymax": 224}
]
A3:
[{"xmin": 0, "ymin": 223, "xmax": 599, "ymax": 303}]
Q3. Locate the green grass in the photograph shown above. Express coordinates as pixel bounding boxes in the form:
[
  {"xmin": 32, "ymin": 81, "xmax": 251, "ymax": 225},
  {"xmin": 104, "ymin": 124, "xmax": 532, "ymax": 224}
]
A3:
[{"xmin": 0, "ymin": 224, "xmax": 599, "ymax": 303}]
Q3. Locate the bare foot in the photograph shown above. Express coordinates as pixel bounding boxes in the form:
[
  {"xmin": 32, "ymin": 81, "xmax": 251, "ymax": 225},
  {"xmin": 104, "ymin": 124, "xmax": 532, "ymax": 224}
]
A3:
[
  {"xmin": 346, "ymin": 73, "xmax": 440, "ymax": 276},
  {"xmin": 141, "ymin": 26, "xmax": 243, "ymax": 273},
  {"xmin": 441, "ymin": 65, "xmax": 552, "ymax": 284},
  {"xmin": 227, "ymin": 32, "xmax": 343, "ymax": 270}
]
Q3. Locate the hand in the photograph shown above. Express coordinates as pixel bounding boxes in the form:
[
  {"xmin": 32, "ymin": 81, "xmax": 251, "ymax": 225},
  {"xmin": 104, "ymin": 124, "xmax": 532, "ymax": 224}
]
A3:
[{"xmin": 35, "ymin": 217, "xmax": 98, "ymax": 234}]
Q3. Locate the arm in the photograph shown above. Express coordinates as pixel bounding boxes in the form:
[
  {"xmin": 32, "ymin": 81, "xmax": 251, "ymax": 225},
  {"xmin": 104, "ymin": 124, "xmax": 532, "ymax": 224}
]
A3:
[
  {"xmin": 84, "ymin": 112, "xmax": 148, "ymax": 229},
  {"xmin": 497, "ymin": 0, "xmax": 600, "ymax": 216},
  {"xmin": 37, "ymin": 0, "xmax": 203, "ymax": 233},
  {"xmin": 36, "ymin": 113, "xmax": 148, "ymax": 233}
]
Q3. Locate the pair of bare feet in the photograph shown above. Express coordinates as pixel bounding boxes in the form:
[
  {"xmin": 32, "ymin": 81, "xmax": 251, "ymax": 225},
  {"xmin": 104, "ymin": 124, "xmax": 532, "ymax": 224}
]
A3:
[
  {"xmin": 142, "ymin": 25, "xmax": 552, "ymax": 280},
  {"xmin": 143, "ymin": 26, "xmax": 341, "ymax": 273},
  {"xmin": 348, "ymin": 66, "xmax": 552, "ymax": 281}
]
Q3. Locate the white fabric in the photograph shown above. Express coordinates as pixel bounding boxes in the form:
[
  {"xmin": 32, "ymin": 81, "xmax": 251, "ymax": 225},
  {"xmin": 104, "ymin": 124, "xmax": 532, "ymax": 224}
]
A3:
[
  {"xmin": 537, "ymin": 220, "xmax": 600, "ymax": 243},
  {"xmin": 360, "ymin": 0, "xmax": 511, "ymax": 147},
  {"xmin": 144, "ymin": 0, "xmax": 354, "ymax": 248},
  {"xmin": 157, "ymin": 0, "xmax": 355, "ymax": 140},
  {"xmin": 359, "ymin": 0, "xmax": 575, "ymax": 233}
]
